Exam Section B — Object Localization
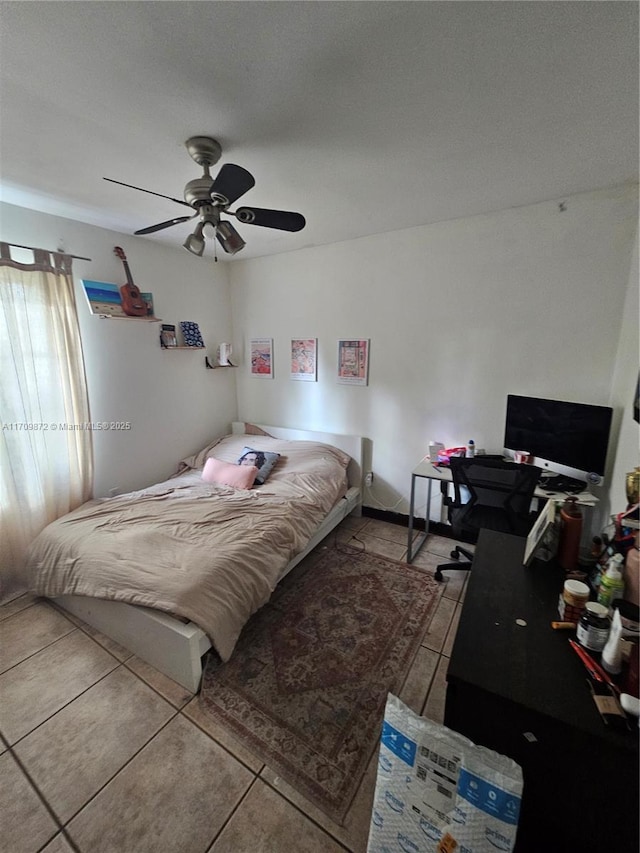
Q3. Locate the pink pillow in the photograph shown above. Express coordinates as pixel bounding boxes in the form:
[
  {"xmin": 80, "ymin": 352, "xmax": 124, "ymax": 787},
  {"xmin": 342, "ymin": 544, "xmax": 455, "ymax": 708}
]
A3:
[{"xmin": 202, "ymin": 457, "xmax": 258, "ymax": 490}]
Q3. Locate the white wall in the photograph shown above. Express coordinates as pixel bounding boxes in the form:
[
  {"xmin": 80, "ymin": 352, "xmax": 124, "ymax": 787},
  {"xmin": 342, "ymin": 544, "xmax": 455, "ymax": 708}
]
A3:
[
  {"xmin": 3, "ymin": 185, "xmax": 637, "ymax": 534},
  {"xmin": 229, "ymin": 184, "xmax": 638, "ymax": 530},
  {"xmin": 0, "ymin": 202, "xmax": 238, "ymax": 497}
]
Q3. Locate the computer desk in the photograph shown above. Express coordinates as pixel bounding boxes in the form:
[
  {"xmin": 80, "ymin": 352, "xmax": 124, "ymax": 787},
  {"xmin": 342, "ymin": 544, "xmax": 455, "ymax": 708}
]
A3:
[
  {"xmin": 444, "ymin": 529, "xmax": 637, "ymax": 852},
  {"xmin": 407, "ymin": 456, "xmax": 598, "ymax": 563}
]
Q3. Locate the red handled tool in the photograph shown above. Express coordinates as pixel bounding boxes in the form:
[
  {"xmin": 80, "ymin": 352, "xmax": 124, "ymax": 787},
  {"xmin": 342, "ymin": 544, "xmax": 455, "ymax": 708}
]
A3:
[{"xmin": 568, "ymin": 639, "xmax": 620, "ymax": 694}]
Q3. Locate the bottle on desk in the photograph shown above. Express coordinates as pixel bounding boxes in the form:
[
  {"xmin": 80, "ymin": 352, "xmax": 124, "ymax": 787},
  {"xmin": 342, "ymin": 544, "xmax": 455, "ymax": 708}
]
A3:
[
  {"xmin": 465, "ymin": 440, "xmax": 475, "ymax": 458},
  {"xmin": 597, "ymin": 553, "xmax": 625, "ymax": 609},
  {"xmin": 558, "ymin": 497, "xmax": 583, "ymax": 571}
]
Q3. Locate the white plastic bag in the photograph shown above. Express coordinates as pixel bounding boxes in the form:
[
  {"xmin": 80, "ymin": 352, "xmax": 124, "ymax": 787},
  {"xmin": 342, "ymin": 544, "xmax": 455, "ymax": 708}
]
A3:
[{"xmin": 367, "ymin": 694, "xmax": 523, "ymax": 853}]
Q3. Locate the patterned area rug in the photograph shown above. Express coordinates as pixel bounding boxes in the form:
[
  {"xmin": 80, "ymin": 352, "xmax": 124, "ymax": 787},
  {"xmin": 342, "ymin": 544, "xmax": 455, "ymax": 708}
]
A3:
[{"xmin": 199, "ymin": 544, "xmax": 441, "ymax": 824}]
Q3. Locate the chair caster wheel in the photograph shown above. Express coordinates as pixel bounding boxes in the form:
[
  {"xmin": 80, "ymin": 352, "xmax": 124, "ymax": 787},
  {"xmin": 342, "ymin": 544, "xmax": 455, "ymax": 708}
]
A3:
[
  {"xmin": 434, "ymin": 571, "xmax": 443, "ymax": 582},
  {"xmin": 450, "ymin": 549, "xmax": 459, "ymax": 560}
]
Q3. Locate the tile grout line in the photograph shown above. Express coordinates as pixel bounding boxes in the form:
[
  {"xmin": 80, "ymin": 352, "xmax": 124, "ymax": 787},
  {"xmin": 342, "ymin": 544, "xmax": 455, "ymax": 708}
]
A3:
[
  {"xmin": 203, "ymin": 775, "xmax": 261, "ymax": 853},
  {"xmin": 254, "ymin": 775, "xmax": 354, "ymax": 853},
  {"xmin": 37, "ymin": 826, "xmax": 81, "ymax": 853},
  {"xmin": 179, "ymin": 698, "xmax": 267, "ymax": 778},
  {"xmin": 8, "ymin": 742, "xmax": 73, "ymax": 853},
  {"xmin": 5, "ymin": 666, "xmax": 183, "ymax": 850},
  {"xmin": 55, "ymin": 709, "xmax": 182, "ymax": 840},
  {"xmin": 0, "ymin": 613, "xmax": 78, "ymax": 676},
  {"xmin": 3, "ymin": 664, "xmax": 120, "ymax": 750}
]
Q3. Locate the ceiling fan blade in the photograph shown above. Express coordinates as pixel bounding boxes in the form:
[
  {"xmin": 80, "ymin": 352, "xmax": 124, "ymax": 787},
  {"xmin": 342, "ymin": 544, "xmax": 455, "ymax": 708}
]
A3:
[
  {"xmin": 210, "ymin": 164, "xmax": 255, "ymax": 206},
  {"xmin": 233, "ymin": 207, "xmax": 306, "ymax": 232},
  {"xmin": 104, "ymin": 177, "xmax": 193, "ymax": 209},
  {"xmin": 134, "ymin": 216, "xmax": 194, "ymax": 235}
]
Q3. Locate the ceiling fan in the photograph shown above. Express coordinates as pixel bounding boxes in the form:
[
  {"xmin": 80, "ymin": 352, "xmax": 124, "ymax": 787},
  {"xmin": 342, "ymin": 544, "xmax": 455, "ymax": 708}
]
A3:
[{"xmin": 103, "ymin": 136, "xmax": 306, "ymax": 257}]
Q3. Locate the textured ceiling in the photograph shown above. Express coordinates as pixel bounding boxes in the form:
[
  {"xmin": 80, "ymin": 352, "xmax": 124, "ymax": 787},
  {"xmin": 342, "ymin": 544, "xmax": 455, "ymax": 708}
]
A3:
[{"xmin": 1, "ymin": 1, "xmax": 638, "ymax": 261}]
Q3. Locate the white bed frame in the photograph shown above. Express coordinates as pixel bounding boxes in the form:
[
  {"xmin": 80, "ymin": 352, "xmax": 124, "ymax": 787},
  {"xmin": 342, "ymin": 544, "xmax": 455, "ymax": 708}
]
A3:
[{"xmin": 54, "ymin": 423, "xmax": 364, "ymax": 693}]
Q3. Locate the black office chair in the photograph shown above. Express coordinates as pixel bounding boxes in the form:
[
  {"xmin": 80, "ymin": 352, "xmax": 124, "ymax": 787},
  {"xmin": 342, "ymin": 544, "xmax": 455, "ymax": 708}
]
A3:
[{"xmin": 434, "ymin": 456, "xmax": 542, "ymax": 581}]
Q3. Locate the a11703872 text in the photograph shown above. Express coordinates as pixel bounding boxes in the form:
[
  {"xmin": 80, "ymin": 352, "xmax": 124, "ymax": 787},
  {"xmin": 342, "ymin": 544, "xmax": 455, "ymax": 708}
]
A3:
[{"xmin": 1, "ymin": 422, "xmax": 132, "ymax": 431}]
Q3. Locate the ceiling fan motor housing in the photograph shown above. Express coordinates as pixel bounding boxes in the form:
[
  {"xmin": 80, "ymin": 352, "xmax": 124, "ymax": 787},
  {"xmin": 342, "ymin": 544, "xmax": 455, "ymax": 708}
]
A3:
[
  {"xmin": 184, "ymin": 136, "xmax": 222, "ymax": 168},
  {"xmin": 184, "ymin": 177, "xmax": 215, "ymax": 207}
]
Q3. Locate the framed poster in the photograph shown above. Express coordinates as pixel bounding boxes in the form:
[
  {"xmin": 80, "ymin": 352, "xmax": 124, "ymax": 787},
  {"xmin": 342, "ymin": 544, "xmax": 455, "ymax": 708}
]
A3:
[
  {"xmin": 250, "ymin": 338, "xmax": 274, "ymax": 378},
  {"xmin": 337, "ymin": 339, "xmax": 369, "ymax": 386},
  {"xmin": 290, "ymin": 338, "xmax": 317, "ymax": 381}
]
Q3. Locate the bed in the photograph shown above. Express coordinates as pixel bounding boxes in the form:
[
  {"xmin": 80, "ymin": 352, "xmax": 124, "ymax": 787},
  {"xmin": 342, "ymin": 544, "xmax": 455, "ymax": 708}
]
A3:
[{"xmin": 26, "ymin": 423, "xmax": 363, "ymax": 692}]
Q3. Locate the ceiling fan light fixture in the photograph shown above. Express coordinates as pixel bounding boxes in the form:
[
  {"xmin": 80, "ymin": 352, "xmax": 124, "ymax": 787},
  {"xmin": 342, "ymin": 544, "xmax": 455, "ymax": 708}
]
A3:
[
  {"xmin": 183, "ymin": 222, "xmax": 206, "ymax": 256},
  {"xmin": 216, "ymin": 220, "xmax": 246, "ymax": 255}
]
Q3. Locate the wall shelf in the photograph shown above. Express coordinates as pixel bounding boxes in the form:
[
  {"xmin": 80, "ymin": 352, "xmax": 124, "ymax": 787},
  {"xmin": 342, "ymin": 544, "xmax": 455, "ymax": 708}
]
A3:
[
  {"xmin": 205, "ymin": 356, "xmax": 237, "ymax": 369},
  {"xmin": 98, "ymin": 315, "xmax": 162, "ymax": 322},
  {"xmin": 162, "ymin": 346, "xmax": 207, "ymax": 351}
]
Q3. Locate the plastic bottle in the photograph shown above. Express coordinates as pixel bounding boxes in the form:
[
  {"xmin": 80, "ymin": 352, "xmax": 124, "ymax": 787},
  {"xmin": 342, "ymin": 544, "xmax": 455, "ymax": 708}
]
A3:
[
  {"xmin": 601, "ymin": 607, "xmax": 623, "ymax": 674},
  {"xmin": 557, "ymin": 497, "xmax": 583, "ymax": 572},
  {"xmin": 465, "ymin": 440, "xmax": 475, "ymax": 458},
  {"xmin": 597, "ymin": 553, "xmax": 625, "ymax": 609}
]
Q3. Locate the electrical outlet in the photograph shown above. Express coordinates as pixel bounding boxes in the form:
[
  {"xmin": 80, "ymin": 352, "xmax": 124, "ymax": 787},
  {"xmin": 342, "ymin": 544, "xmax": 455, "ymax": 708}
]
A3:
[{"xmin": 364, "ymin": 472, "xmax": 373, "ymax": 487}]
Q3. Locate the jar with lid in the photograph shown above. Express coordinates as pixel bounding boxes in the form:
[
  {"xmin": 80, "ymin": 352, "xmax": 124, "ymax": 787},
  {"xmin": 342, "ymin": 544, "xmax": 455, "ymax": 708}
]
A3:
[{"xmin": 576, "ymin": 602, "xmax": 610, "ymax": 652}]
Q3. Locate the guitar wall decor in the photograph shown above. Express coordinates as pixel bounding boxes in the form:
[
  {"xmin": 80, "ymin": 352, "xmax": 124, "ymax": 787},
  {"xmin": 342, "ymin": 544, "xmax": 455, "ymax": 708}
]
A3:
[{"xmin": 113, "ymin": 246, "xmax": 148, "ymax": 316}]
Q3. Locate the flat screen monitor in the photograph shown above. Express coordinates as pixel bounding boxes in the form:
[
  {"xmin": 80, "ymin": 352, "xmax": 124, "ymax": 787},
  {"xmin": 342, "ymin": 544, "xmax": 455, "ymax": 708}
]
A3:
[{"xmin": 504, "ymin": 394, "xmax": 613, "ymax": 483}]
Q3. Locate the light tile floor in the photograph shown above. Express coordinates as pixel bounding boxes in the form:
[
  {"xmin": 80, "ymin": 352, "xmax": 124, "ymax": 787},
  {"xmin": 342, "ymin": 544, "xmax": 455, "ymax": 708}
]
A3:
[{"xmin": 0, "ymin": 517, "xmax": 470, "ymax": 853}]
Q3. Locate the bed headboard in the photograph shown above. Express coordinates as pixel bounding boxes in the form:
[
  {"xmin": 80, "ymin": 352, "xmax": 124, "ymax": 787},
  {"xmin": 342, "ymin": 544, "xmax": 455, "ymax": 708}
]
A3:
[{"xmin": 231, "ymin": 422, "xmax": 363, "ymax": 489}]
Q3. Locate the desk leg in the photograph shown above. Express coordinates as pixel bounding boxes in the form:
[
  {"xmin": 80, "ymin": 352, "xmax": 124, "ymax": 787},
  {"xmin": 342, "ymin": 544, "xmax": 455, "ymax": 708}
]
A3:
[
  {"xmin": 407, "ymin": 476, "xmax": 432, "ymax": 564},
  {"xmin": 407, "ymin": 474, "xmax": 417, "ymax": 562}
]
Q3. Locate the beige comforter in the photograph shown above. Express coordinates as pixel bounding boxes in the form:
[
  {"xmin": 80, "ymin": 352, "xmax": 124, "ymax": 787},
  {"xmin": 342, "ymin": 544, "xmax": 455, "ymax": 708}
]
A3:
[{"xmin": 27, "ymin": 434, "xmax": 349, "ymax": 661}]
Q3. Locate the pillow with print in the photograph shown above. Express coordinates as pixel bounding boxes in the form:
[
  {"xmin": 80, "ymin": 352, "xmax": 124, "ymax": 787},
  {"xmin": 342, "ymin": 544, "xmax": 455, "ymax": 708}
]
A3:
[{"xmin": 237, "ymin": 446, "xmax": 280, "ymax": 485}]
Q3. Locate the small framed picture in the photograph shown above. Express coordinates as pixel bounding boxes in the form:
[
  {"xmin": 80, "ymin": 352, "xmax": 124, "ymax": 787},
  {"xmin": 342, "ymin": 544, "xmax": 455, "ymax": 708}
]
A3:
[
  {"xmin": 523, "ymin": 498, "xmax": 556, "ymax": 566},
  {"xmin": 337, "ymin": 339, "xmax": 369, "ymax": 386},
  {"xmin": 290, "ymin": 338, "xmax": 317, "ymax": 381},
  {"xmin": 250, "ymin": 338, "xmax": 274, "ymax": 378}
]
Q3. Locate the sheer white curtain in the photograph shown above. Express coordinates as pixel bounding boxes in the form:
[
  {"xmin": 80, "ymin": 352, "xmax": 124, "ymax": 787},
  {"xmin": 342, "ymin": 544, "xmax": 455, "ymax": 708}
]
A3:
[{"xmin": 0, "ymin": 244, "xmax": 93, "ymax": 597}]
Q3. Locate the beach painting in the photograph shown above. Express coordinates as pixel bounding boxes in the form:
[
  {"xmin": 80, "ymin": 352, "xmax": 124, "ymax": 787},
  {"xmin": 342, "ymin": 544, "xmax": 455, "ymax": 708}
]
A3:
[{"xmin": 81, "ymin": 280, "xmax": 155, "ymax": 318}]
